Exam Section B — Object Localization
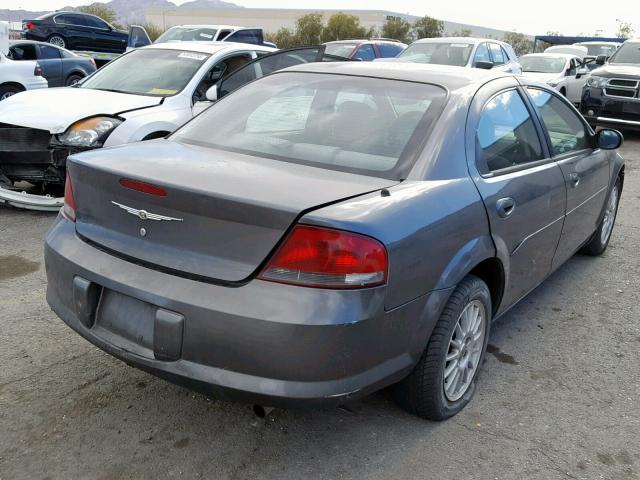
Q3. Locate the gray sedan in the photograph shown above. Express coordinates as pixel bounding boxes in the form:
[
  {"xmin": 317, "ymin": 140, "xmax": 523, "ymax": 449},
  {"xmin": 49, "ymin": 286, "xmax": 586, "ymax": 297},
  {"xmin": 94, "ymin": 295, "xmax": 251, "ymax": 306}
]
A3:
[
  {"xmin": 9, "ymin": 40, "xmax": 97, "ymax": 87},
  {"xmin": 45, "ymin": 62, "xmax": 624, "ymax": 420}
]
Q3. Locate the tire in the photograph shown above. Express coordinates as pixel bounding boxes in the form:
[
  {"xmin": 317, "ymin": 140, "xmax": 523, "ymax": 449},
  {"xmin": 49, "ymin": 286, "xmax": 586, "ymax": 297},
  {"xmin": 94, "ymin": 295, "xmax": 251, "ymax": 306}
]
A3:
[
  {"xmin": 393, "ymin": 275, "xmax": 492, "ymax": 420},
  {"xmin": 0, "ymin": 84, "xmax": 23, "ymax": 101},
  {"xmin": 65, "ymin": 74, "xmax": 84, "ymax": 86},
  {"xmin": 48, "ymin": 35, "xmax": 66, "ymax": 48},
  {"xmin": 581, "ymin": 179, "xmax": 621, "ymax": 256}
]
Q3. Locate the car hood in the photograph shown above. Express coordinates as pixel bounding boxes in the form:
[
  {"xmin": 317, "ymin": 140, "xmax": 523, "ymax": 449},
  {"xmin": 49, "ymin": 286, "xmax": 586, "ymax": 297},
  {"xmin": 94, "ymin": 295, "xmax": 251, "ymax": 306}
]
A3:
[
  {"xmin": 0, "ymin": 88, "xmax": 162, "ymax": 133},
  {"xmin": 591, "ymin": 64, "xmax": 640, "ymax": 79},
  {"xmin": 521, "ymin": 72, "xmax": 561, "ymax": 83}
]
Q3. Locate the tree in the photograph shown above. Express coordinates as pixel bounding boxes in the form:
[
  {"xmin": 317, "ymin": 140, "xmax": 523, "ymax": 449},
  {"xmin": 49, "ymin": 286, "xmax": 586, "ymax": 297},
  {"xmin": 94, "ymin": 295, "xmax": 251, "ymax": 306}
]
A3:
[
  {"xmin": 295, "ymin": 13, "xmax": 324, "ymax": 46},
  {"xmin": 503, "ymin": 31, "xmax": 533, "ymax": 56},
  {"xmin": 265, "ymin": 27, "xmax": 299, "ymax": 49},
  {"xmin": 450, "ymin": 28, "xmax": 472, "ymax": 37},
  {"xmin": 616, "ymin": 20, "xmax": 634, "ymax": 39},
  {"xmin": 413, "ymin": 16, "xmax": 444, "ymax": 39},
  {"xmin": 77, "ymin": 3, "xmax": 122, "ymax": 29},
  {"xmin": 381, "ymin": 17, "xmax": 412, "ymax": 44},
  {"xmin": 321, "ymin": 13, "xmax": 369, "ymax": 42}
]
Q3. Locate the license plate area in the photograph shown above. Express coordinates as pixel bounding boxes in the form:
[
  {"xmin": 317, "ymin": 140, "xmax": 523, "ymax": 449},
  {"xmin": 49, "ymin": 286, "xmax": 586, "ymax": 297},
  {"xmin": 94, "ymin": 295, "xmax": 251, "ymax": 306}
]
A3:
[{"xmin": 93, "ymin": 289, "xmax": 156, "ymax": 358}]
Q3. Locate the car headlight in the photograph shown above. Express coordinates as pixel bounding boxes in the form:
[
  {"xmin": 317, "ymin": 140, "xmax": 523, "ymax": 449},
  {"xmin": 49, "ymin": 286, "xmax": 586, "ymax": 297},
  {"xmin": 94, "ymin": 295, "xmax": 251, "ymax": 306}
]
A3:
[
  {"xmin": 586, "ymin": 76, "xmax": 608, "ymax": 88},
  {"xmin": 57, "ymin": 116, "xmax": 123, "ymax": 147}
]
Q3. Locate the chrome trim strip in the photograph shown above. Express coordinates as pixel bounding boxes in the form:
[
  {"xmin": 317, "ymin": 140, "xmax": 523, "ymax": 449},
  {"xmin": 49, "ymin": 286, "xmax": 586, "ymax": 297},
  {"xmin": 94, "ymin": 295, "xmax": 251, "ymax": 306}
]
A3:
[
  {"xmin": 597, "ymin": 116, "xmax": 640, "ymax": 126},
  {"xmin": 566, "ymin": 185, "xmax": 608, "ymax": 217},
  {"xmin": 511, "ymin": 215, "xmax": 565, "ymax": 256}
]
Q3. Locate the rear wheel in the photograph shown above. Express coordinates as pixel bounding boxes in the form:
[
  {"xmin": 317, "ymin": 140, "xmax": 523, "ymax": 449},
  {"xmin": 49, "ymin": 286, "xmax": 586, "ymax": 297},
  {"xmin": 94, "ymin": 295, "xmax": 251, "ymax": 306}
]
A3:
[
  {"xmin": 393, "ymin": 275, "xmax": 491, "ymax": 420},
  {"xmin": 581, "ymin": 179, "xmax": 621, "ymax": 256},
  {"xmin": 65, "ymin": 74, "xmax": 84, "ymax": 86},
  {"xmin": 48, "ymin": 35, "xmax": 66, "ymax": 48},
  {"xmin": 0, "ymin": 84, "xmax": 23, "ymax": 101}
]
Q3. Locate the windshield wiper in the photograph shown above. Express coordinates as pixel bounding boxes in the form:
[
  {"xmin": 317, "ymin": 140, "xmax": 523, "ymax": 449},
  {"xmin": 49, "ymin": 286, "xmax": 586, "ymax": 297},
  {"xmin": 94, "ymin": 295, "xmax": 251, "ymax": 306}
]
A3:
[{"xmin": 92, "ymin": 87, "xmax": 129, "ymax": 94}]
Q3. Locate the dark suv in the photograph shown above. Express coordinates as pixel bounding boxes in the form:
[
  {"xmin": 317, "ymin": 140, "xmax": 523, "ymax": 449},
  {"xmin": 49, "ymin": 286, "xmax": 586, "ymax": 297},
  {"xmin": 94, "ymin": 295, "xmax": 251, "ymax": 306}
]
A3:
[
  {"xmin": 581, "ymin": 39, "xmax": 640, "ymax": 130},
  {"xmin": 323, "ymin": 39, "xmax": 407, "ymax": 61},
  {"xmin": 22, "ymin": 12, "xmax": 129, "ymax": 53}
]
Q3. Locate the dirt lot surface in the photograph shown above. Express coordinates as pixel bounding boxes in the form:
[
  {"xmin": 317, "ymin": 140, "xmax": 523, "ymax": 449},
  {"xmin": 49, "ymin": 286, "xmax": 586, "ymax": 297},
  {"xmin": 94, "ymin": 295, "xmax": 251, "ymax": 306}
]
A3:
[{"xmin": 1, "ymin": 135, "xmax": 639, "ymax": 480}]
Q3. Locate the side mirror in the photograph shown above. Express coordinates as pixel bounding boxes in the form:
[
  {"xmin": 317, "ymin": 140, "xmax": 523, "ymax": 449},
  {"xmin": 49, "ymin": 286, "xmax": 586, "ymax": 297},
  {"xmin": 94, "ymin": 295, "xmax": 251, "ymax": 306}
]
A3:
[
  {"xmin": 205, "ymin": 85, "xmax": 219, "ymax": 102},
  {"xmin": 597, "ymin": 129, "xmax": 623, "ymax": 150},
  {"xmin": 596, "ymin": 55, "xmax": 607, "ymax": 65},
  {"xmin": 576, "ymin": 67, "xmax": 589, "ymax": 79},
  {"xmin": 474, "ymin": 61, "xmax": 494, "ymax": 70}
]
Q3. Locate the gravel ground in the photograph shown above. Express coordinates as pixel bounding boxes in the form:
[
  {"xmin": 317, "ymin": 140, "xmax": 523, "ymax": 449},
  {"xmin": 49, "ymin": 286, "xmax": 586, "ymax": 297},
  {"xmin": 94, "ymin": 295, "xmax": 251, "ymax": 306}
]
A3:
[{"xmin": 1, "ymin": 135, "xmax": 639, "ymax": 480}]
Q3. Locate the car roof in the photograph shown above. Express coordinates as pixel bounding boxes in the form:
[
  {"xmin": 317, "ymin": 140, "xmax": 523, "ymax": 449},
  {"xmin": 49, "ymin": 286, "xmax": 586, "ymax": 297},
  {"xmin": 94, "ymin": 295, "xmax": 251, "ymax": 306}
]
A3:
[
  {"xmin": 574, "ymin": 41, "xmax": 620, "ymax": 46},
  {"xmin": 166, "ymin": 24, "xmax": 245, "ymax": 30},
  {"xmin": 9, "ymin": 39, "xmax": 78, "ymax": 56},
  {"xmin": 412, "ymin": 37, "xmax": 507, "ymax": 46},
  {"xmin": 280, "ymin": 61, "xmax": 509, "ymax": 91},
  {"xmin": 140, "ymin": 41, "xmax": 273, "ymax": 55},
  {"xmin": 521, "ymin": 53, "xmax": 577, "ymax": 60},
  {"xmin": 324, "ymin": 39, "xmax": 405, "ymax": 45}
]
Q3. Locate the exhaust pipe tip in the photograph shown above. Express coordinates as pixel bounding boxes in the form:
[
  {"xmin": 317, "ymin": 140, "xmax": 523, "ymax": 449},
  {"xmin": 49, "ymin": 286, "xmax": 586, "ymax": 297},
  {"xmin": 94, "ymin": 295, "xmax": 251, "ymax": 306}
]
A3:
[{"xmin": 253, "ymin": 404, "xmax": 275, "ymax": 418}]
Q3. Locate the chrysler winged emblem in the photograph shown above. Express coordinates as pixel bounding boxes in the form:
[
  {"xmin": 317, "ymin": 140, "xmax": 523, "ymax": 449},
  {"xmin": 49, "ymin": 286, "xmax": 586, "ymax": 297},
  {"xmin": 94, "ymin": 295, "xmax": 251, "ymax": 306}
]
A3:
[{"xmin": 111, "ymin": 201, "xmax": 183, "ymax": 222}]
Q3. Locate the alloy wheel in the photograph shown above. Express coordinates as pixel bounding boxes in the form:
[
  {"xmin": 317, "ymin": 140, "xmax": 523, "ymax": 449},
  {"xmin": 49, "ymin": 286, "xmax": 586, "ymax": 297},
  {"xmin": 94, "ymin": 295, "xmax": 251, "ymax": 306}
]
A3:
[
  {"xmin": 443, "ymin": 299, "xmax": 486, "ymax": 402},
  {"xmin": 600, "ymin": 185, "xmax": 619, "ymax": 245}
]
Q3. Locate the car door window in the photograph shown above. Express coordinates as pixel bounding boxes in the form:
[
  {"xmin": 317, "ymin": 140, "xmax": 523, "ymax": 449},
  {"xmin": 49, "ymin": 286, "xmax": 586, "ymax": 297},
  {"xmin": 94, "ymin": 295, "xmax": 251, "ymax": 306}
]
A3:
[
  {"xmin": 38, "ymin": 45, "xmax": 61, "ymax": 60},
  {"xmin": 526, "ymin": 88, "xmax": 590, "ymax": 156},
  {"xmin": 567, "ymin": 59, "xmax": 577, "ymax": 76},
  {"xmin": 501, "ymin": 46, "xmax": 511, "ymax": 62},
  {"xmin": 9, "ymin": 44, "xmax": 37, "ymax": 60},
  {"xmin": 489, "ymin": 44, "xmax": 505, "ymax": 65},
  {"xmin": 354, "ymin": 44, "xmax": 376, "ymax": 61},
  {"xmin": 476, "ymin": 89, "xmax": 544, "ymax": 173},
  {"xmin": 473, "ymin": 43, "xmax": 491, "ymax": 65},
  {"xmin": 194, "ymin": 53, "xmax": 253, "ymax": 102},
  {"xmin": 63, "ymin": 14, "xmax": 88, "ymax": 26},
  {"xmin": 224, "ymin": 29, "xmax": 262, "ymax": 45},
  {"xmin": 84, "ymin": 16, "xmax": 109, "ymax": 30}
]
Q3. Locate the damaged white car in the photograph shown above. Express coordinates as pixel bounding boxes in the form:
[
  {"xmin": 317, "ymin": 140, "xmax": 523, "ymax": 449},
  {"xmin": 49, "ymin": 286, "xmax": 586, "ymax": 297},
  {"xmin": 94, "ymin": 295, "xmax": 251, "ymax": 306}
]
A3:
[{"xmin": 0, "ymin": 41, "xmax": 274, "ymax": 210}]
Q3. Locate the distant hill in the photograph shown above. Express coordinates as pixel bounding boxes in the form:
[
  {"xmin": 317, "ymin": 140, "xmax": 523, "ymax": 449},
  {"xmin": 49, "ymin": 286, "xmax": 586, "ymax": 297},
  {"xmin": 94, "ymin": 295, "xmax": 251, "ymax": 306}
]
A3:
[{"xmin": 0, "ymin": 0, "xmax": 241, "ymax": 26}]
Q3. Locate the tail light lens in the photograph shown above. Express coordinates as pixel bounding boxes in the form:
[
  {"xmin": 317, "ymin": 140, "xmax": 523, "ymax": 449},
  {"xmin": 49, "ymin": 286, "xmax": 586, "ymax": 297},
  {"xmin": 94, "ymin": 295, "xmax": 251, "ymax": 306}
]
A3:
[
  {"xmin": 259, "ymin": 225, "xmax": 388, "ymax": 289},
  {"xmin": 34, "ymin": 63, "xmax": 43, "ymax": 77},
  {"xmin": 25, "ymin": 22, "xmax": 34, "ymax": 30},
  {"xmin": 62, "ymin": 172, "xmax": 76, "ymax": 222}
]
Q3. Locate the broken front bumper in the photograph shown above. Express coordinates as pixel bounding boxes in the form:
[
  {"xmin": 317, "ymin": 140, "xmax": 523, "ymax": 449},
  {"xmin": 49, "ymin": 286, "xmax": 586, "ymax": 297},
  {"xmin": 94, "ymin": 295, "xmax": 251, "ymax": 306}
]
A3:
[{"xmin": 0, "ymin": 185, "xmax": 63, "ymax": 211}]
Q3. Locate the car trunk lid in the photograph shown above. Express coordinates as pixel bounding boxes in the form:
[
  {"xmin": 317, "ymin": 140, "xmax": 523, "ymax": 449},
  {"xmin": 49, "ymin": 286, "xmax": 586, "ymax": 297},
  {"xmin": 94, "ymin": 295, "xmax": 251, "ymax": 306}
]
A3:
[{"xmin": 69, "ymin": 140, "xmax": 397, "ymax": 283}]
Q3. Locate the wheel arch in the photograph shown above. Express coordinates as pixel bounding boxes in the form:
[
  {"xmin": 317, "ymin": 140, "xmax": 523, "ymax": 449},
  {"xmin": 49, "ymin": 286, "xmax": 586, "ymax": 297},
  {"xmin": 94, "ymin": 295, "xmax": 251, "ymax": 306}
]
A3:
[
  {"xmin": 142, "ymin": 131, "xmax": 171, "ymax": 141},
  {"xmin": 467, "ymin": 257, "xmax": 505, "ymax": 316},
  {"xmin": 0, "ymin": 82, "xmax": 26, "ymax": 92}
]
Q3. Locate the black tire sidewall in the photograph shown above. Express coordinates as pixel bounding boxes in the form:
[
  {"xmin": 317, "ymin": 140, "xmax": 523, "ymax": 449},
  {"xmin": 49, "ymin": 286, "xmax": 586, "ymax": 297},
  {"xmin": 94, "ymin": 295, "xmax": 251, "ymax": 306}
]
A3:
[
  {"xmin": 433, "ymin": 278, "xmax": 492, "ymax": 418},
  {"xmin": 0, "ymin": 85, "xmax": 22, "ymax": 100},
  {"xmin": 65, "ymin": 74, "xmax": 83, "ymax": 86}
]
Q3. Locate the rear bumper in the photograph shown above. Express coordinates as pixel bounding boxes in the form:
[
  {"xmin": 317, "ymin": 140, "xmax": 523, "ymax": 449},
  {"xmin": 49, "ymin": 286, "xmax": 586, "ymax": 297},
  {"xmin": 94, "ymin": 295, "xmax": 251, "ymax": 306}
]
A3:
[
  {"xmin": 45, "ymin": 217, "xmax": 452, "ymax": 407},
  {"xmin": 581, "ymin": 87, "xmax": 640, "ymax": 130},
  {"xmin": 24, "ymin": 77, "xmax": 49, "ymax": 91}
]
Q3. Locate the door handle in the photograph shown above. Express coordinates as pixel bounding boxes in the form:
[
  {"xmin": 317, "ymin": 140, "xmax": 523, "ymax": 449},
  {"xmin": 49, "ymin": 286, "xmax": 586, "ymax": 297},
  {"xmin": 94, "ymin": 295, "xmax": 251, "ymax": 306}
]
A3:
[
  {"xmin": 568, "ymin": 172, "xmax": 580, "ymax": 188},
  {"xmin": 496, "ymin": 197, "xmax": 516, "ymax": 218}
]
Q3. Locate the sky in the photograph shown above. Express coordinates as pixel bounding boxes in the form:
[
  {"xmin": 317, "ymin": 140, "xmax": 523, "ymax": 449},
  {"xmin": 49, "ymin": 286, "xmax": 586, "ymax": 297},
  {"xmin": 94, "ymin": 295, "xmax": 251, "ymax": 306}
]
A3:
[{"xmin": 3, "ymin": 0, "xmax": 639, "ymax": 36}]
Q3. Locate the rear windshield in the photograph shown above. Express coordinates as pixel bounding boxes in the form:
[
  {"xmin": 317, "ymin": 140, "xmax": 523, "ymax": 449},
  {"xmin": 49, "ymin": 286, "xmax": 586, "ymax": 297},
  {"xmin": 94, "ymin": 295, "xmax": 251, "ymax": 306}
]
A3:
[
  {"xmin": 173, "ymin": 72, "xmax": 446, "ymax": 179},
  {"xmin": 581, "ymin": 44, "xmax": 619, "ymax": 57},
  {"xmin": 80, "ymin": 48, "xmax": 210, "ymax": 96},
  {"xmin": 397, "ymin": 42, "xmax": 473, "ymax": 67},
  {"xmin": 156, "ymin": 27, "xmax": 218, "ymax": 43},
  {"xmin": 324, "ymin": 43, "xmax": 358, "ymax": 57}
]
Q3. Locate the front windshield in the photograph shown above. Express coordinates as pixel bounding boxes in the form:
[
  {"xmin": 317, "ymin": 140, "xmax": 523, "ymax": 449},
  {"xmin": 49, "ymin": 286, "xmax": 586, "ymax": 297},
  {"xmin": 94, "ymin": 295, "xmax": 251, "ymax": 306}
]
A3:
[
  {"xmin": 155, "ymin": 27, "xmax": 218, "ymax": 43},
  {"xmin": 80, "ymin": 49, "xmax": 210, "ymax": 96},
  {"xmin": 397, "ymin": 42, "xmax": 473, "ymax": 67},
  {"xmin": 324, "ymin": 43, "xmax": 357, "ymax": 57},
  {"xmin": 172, "ymin": 72, "xmax": 446, "ymax": 179},
  {"xmin": 520, "ymin": 56, "xmax": 566, "ymax": 73},
  {"xmin": 609, "ymin": 42, "xmax": 640, "ymax": 64}
]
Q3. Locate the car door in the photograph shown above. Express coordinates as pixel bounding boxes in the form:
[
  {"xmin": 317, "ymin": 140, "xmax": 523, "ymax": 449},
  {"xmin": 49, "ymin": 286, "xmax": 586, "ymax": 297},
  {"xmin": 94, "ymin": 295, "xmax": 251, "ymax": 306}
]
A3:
[
  {"xmin": 524, "ymin": 86, "xmax": 611, "ymax": 269},
  {"xmin": 127, "ymin": 25, "xmax": 152, "ymax": 49},
  {"xmin": 55, "ymin": 14, "xmax": 91, "ymax": 50},
  {"xmin": 85, "ymin": 16, "xmax": 124, "ymax": 52},
  {"xmin": 466, "ymin": 78, "xmax": 567, "ymax": 310},
  {"xmin": 36, "ymin": 44, "xmax": 64, "ymax": 87},
  {"xmin": 563, "ymin": 58, "xmax": 589, "ymax": 105}
]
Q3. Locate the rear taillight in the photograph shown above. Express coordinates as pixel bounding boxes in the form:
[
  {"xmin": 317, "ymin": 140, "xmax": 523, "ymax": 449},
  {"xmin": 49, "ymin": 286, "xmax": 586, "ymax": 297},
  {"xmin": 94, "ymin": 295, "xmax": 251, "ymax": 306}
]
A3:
[
  {"xmin": 259, "ymin": 225, "xmax": 388, "ymax": 289},
  {"xmin": 34, "ymin": 63, "xmax": 42, "ymax": 77},
  {"xmin": 24, "ymin": 21, "xmax": 34, "ymax": 30},
  {"xmin": 119, "ymin": 178, "xmax": 167, "ymax": 196},
  {"xmin": 62, "ymin": 172, "xmax": 76, "ymax": 222}
]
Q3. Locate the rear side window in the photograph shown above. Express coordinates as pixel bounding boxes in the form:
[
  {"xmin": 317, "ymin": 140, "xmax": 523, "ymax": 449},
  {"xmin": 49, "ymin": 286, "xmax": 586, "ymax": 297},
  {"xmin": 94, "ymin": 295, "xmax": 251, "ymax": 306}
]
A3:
[
  {"xmin": 9, "ymin": 44, "xmax": 37, "ymax": 60},
  {"xmin": 378, "ymin": 43, "xmax": 403, "ymax": 57},
  {"xmin": 225, "ymin": 29, "xmax": 262, "ymax": 45},
  {"xmin": 84, "ymin": 16, "xmax": 109, "ymax": 29},
  {"xmin": 174, "ymin": 72, "xmax": 447, "ymax": 179},
  {"xmin": 38, "ymin": 45, "xmax": 61, "ymax": 59},
  {"xmin": 476, "ymin": 90, "xmax": 544, "ymax": 173},
  {"xmin": 527, "ymin": 88, "xmax": 590, "ymax": 156},
  {"xmin": 55, "ymin": 14, "xmax": 87, "ymax": 26},
  {"xmin": 354, "ymin": 44, "xmax": 376, "ymax": 61},
  {"xmin": 489, "ymin": 44, "xmax": 505, "ymax": 64}
]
